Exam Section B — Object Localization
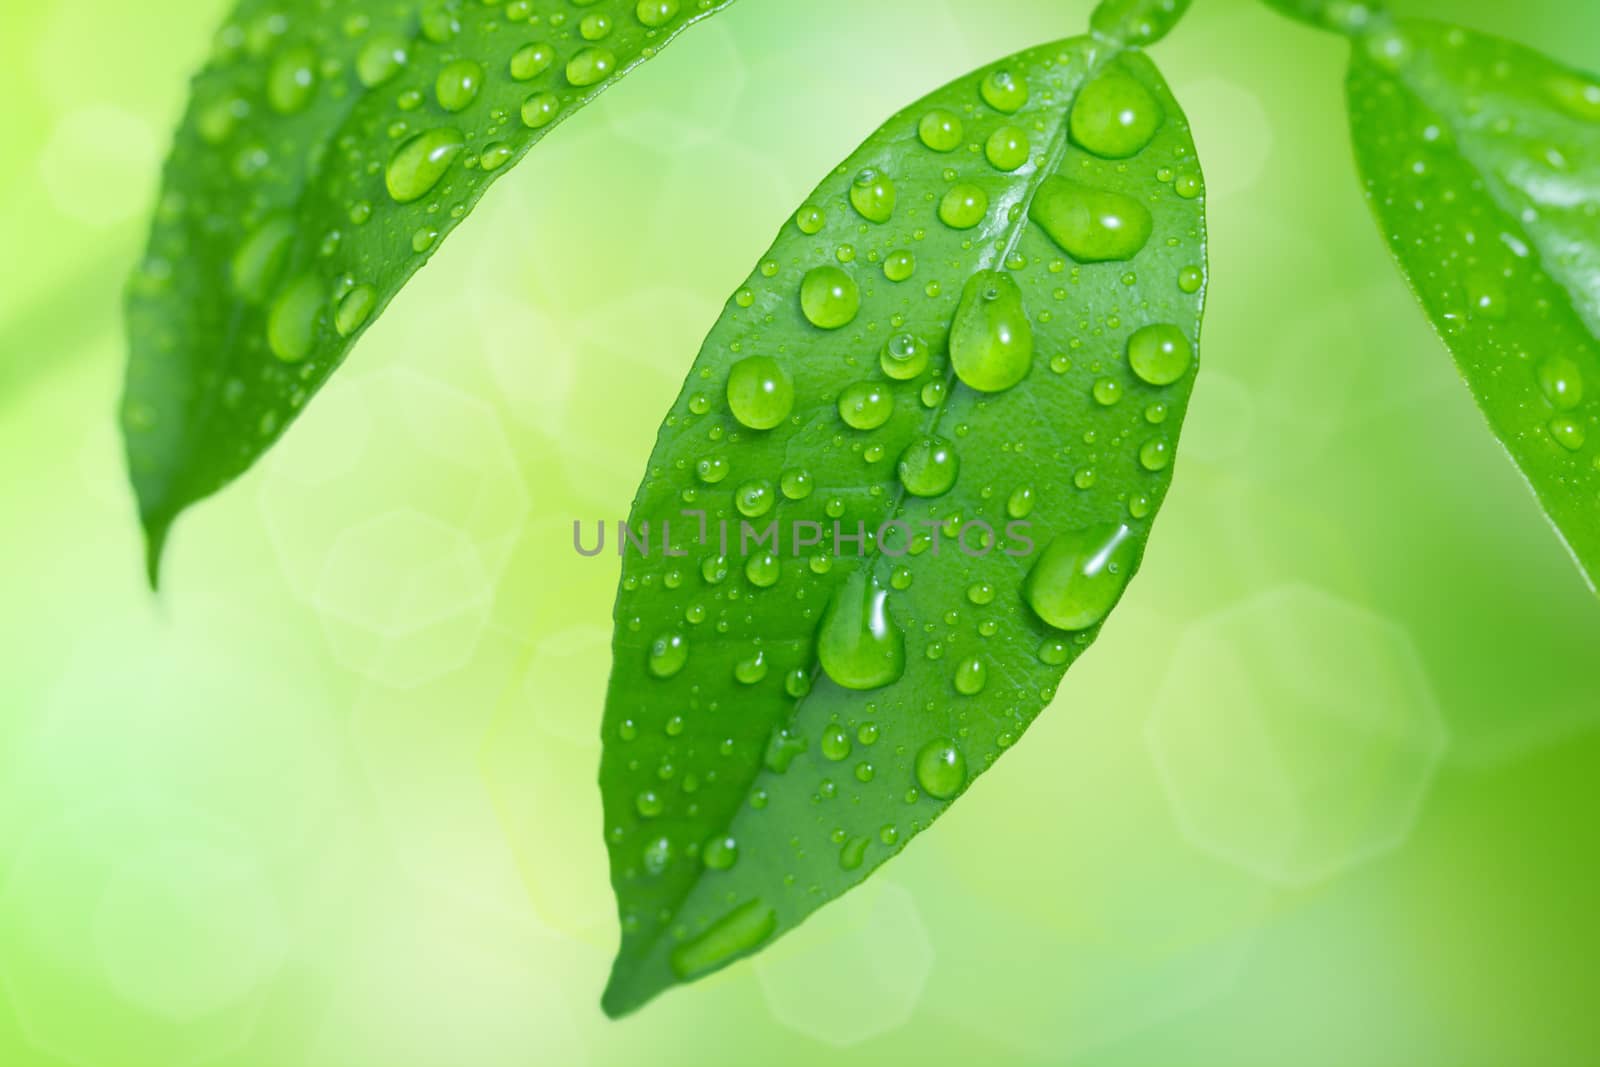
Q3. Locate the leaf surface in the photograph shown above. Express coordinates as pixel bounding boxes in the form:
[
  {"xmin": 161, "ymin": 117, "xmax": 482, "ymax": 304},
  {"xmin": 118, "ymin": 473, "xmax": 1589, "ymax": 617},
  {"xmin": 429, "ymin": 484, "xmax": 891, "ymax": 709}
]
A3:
[
  {"xmin": 599, "ymin": 35, "xmax": 1207, "ymax": 1015},
  {"xmin": 1348, "ymin": 19, "xmax": 1600, "ymax": 591},
  {"xmin": 123, "ymin": 0, "xmax": 733, "ymax": 581}
]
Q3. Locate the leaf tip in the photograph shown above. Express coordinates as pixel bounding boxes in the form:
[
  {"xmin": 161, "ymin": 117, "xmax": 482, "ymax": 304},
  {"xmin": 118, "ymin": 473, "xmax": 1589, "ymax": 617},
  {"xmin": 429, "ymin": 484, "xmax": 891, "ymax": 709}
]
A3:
[{"xmin": 141, "ymin": 514, "xmax": 172, "ymax": 591}]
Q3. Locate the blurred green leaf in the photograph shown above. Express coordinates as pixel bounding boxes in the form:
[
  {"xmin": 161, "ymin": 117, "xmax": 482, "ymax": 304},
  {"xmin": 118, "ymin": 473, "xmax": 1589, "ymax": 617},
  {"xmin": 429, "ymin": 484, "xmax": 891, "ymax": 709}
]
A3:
[
  {"xmin": 122, "ymin": 0, "xmax": 733, "ymax": 584},
  {"xmin": 1348, "ymin": 19, "xmax": 1600, "ymax": 592},
  {"xmin": 599, "ymin": 35, "xmax": 1207, "ymax": 1015}
]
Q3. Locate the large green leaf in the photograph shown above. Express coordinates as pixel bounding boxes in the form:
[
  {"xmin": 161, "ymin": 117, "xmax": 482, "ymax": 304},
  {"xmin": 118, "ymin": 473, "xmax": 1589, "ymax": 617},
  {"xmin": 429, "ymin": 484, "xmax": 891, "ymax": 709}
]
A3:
[
  {"xmin": 599, "ymin": 34, "xmax": 1207, "ymax": 1014},
  {"xmin": 1348, "ymin": 19, "xmax": 1600, "ymax": 592},
  {"xmin": 123, "ymin": 0, "xmax": 733, "ymax": 583}
]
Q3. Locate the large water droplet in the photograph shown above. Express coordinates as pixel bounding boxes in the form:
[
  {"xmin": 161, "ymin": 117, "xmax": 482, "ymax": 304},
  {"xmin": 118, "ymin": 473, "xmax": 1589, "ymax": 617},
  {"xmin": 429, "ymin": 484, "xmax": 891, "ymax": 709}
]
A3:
[
  {"xmin": 985, "ymin": 125, "xmax": 1030, "ymax": 171},
  {"xmin": 950, "ymin": 270, "xmax": 1033, "ymax": 393},
  {"xmin": 918, "ymin": 109, "xmax": 963, "ymax": 152},
  {"xmin": 939, "ymin": 184, "xmax": 989, "ymax": 230},
  {"xmin": 915, "ymin": 739, "xmax": 966, "ymax": 799},
  {"xmin": 670, "ymin": 900, "xmax": 777, "ymax": 980},
  {"xmin": 648, "ymin": 632, "xmax": 688, "ymax": 678},
  {"xmin": 980, "ymin": 68, "xmax": 1029, "ymax": 113},
  {"xmin": 1029, "ymin": 177, "xmax": 1152, "ymax": 262},
  {"xmin": 726, "ymin": 355, "xmax": 793, "ymax": 429},
  {"xmin": 850, "ymin": 168, "xmax": 896, "ymax": 223},
  {"xmin": 567, "ymin": 46, "xmax": 616, "ymax": 87},
  {"xmin": 266, "ymin": 44, "xmax": 317, "ymax": 115},
  {"xmin": 897, "ymin": 436, "xmax": 959, "ymax": 497},
  {"xmin": 1070, "ymin": 69, "xmax": 1163, "ymax": 159},
  {"xmin": 385, "ymin": 127, "xmax": 465, "ymax": 203},
  {"xmin": 800, "ymin": 266, "xmax": 860, "ymax": 329},
  {"xmin": 838, "ymin": 382, "xmax": 893, "ymax": 429},
  {"xmin": 1538, "ymin": 357, "xmax": 1585, "ymax": 411},
  {"xmin": 1024, "ymin": 523, "xmax": 1136, "ymax": 631},
  {"xmin": 435, "ymin": 59, "xmax": 484, "ymax": 112},
  {"xmin": 266, "ymin": 274, "xmax": 325, "ymax": 362},
  {"xmin": 231, "ymin": 215, "xmax": 295, "ymax": 302},
  {"xmin": 1128, "ymin": 324, "xmax": 1193, "ymax": 386},
  {"xmin": 817, "ymin": 569, "xmax": 906, "ymax": 691}
]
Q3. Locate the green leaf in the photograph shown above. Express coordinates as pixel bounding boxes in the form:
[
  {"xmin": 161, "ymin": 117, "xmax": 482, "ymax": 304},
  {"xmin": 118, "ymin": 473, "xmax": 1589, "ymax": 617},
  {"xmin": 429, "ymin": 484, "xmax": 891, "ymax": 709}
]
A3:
[
  {"xmin": 1347, "ymin": 19, "xmax": 1600, "ymax": 592},
  {"xmin": 122, "ymin": 0, "xmax": 733, "ymax": 584},
  {"xmin": 599, "ymin": 35, "xmax": 1207, "ymax": 1015}
]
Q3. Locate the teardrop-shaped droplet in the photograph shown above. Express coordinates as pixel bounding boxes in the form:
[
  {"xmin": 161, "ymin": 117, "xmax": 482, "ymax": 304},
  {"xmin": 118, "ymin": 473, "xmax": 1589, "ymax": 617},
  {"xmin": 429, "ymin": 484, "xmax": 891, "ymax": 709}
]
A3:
[
  {"xmin": 726, "ymin": 355, "xmax": 793, "ymax": 429},
  {"xmin": 915, "ymin": 738, "xmax": 967, "ymax": 799},
  {"xmin": 1070, "ymin": 69, "xmax": 1163, "ymax": 159},
  {"xmin": 385, "ymin": 127, "xmax": 465, "ymax": 203},
  {"xmin": 1023, "ymin": 523, "xmax": 1136, "ymax": 631},
  {"xmin": 231, "ymin": 215, "xmax": 295, "ymax": 302},
  {"xmin": 266, "ymin": 274, "xmax": 325, "ymax": 363},
  {"xmin": 669, "ymin": 900, "xmax": 777, "ymax": 980},
  {"xmin": 334, "ymin": 284, "xmax": 377, "ymax": 337},
  {"xmin": 1029, "ymin": 177, "xmax": 1152, "ymax": 262},
  {"xmin": 950, "ymin": 270, "xmax": 1033, "ymax": 393},
  {"xmin": 817, "ymin": 569, "xmax": 906, "ymax": 691}
]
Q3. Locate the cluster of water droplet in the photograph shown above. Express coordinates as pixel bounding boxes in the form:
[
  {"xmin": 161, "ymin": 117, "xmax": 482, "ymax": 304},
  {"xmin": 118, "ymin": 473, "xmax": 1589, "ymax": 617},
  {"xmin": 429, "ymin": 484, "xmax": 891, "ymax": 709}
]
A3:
[{"xmin": 603, "ymin": 40, "xmax": 1208, "ymax": 980}]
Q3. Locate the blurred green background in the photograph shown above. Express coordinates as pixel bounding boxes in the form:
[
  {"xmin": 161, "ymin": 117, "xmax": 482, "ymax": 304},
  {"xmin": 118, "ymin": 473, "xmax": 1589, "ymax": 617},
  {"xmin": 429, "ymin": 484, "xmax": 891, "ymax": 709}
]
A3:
[{"xmin": 3, "ymin": 0, "xmax": 1599, "ymax": 1063}]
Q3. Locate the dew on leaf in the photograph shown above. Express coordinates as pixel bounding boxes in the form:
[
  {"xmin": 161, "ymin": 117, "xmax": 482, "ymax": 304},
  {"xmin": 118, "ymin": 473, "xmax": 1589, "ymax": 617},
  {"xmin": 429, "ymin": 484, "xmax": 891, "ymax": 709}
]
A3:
[
  {"xmin": 1029, "ymin": 177, "xmax": 1153, "ymax": 262},
  {"xmin": 897, "ymin": 436, "xmax": 960, "ymax": 497},
  {"xmin": 817, "ymin": 569, "xmax": 906, "ymax": 690},
  {"xmin": 914, "ymin": 739, "xmax": 967, "ymax": 799},
  {"xmin": 1070, "ymin": 69, "xmax": 1163, "ymax": 159},
  {"xmin": 800, "ymin": 266, "xmax": 861, "ymax": 329},
  {"xmin": 950, "ymin": 271, "xmax": 1033, "ymax": 393},
  {"xmin": 726, "ymin": 355, "xmax": 794, "ymax": 430},
  {"xmin": 1024, "ymin": 523, "xmax": 1135, "ymax": 631},
  {"xmin": 385, "ymin": 127, "xmax": 465, "ymax": 203}
]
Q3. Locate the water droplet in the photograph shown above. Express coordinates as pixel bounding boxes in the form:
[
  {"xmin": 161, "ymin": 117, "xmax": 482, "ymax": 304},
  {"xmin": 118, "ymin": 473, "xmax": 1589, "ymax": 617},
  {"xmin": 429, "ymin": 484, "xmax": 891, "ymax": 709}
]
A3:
[
  {"xmin": 839, "ymin": 835, "xmax": 869, "ymax": 870},
  {"xmin": 898, "ymin": 436, "xmax": 959, "ymax": 497},
  {"xmin": 820, "ymin": 724, "xmax": 852, "ymax": 761},
  {"xmin": 702, "ymin": 835, "xmax": 738, "ymax": 870},
  {"xmin": 648, "ymin": 632, "xmax": 688, "ymax": 677},
  {"xmin": 1030, "ymin": 177, "xmax": 1152, "ymax": 262},
  {"xmin": 669, "ymin": 900, "xmax": 778, "ymax": 979},
  {"xmin": 735, "ymin": 479, "xmax": 774, "ymax": 518},
  {"xmin": 1093, "ymin": 378, "xmax": 1123, "ymax": 406},
  {"xmin": 1178, "ymin": 265, "xmax": 1203, "ymax": 293},
  {"xmin": 567, "ymin": 46, "xmax": 616, "ymax": 87},
  {"xmin": 785, "ymin": 669, "xmax": 812, "ymax": 698},
  {"xmin": 796, "ymin": 204, "xmax": 825, "ymax": 234},
  {"xmin": 726, "ymin": 355, "xmax": 794, "ymax": 429},
  {"xmin": 1538, "ymin": 357, "xmax": 1585, "ymax": 411},
  {"xmin": 1139, "ymin": 437, "xmax": 1172, "ymax": 470},
  {"xmin": 356, "ymin": 34, "xmax": 409, "ymax": 87},
  {"xmin": 1070, "ymin": 69, "xmax": 1163, "ymax": 159},
  {"xmin": 951, "ymin": 270, "xmax": 1033, "ymax": 392},
  {"xmin": 883, "ymin": 249, "xmax": 916, "ymax": 282},
  {"xmin": 636, "ymin": 790, "xmax": 664, "ymax": 817},
  {"xmin": 817, "ymin": 569, "xmax": 906, "ymax": 690},
  {"xmin": 780, "ymin": 468, "xmax": 813, "ymax": 500},
  {"xmin": 745, "ymin": 553, "xmax": 780, "ymax": 587},
  {"xmin": 939, "ymin": 184, "xmax": 989, "ymax": 230},
  {"xmin": 919, "ymin": 108, "xmax": 964, "ymax": 152},
  {"xmin": 1024, "ymin": 523, "xmax": 1135, "ymax": 631},
  {"xmin": 231, "ymin": 215, "xmax": 295, "ymax": 302},
  {"xmin": 839, "ymin": 382, "xmax": 894, "ymax": 429},
  {"xmin": 981, "ymin": 68, "xmax": 1029, "ymax": 113},
  {"xmin": 642, "ymin": 834, "xmax": 672, "ymax": 874},
  {"xmin": 915, "ymin": 739, "xmax": 967, "ymax": 799},
  {"xmin": 953, "ymin": 656, "xmax": 987, "ymax": 695},
  {"xmin": 334, "ymin": 284, "xmax": 377, "ymax": 337},
  {"xmin": 1007, "ymin": 484, "xmax": 1035, "ymax": 518},
  {"xmin": 266, "ymin": 274, "xmax": 325, "ymax": 362},
  {"xmin": 967, "ymin": 582, "xmax": 995, "ymax": 605},
  {"xmin": 521, "ymin": 92, "xmax": 560, "ymax": 128},
  {"xmin": 637, "ymin": 0, "xmax": 681, "ymax": 28},
  {"xmin": 734, "ymin": 650, "xmax": 769, "ymax": 684},
  {"xmin": 266, "ymin": 44, "xmax": 317, "ymax": 115},
  {"xmin": 510, "ymin": 42, "xmax": 555, "ymax": 80},
  {"xmin": 385, "ymin": 127, "xmax": 465, "ymax": 203},
  {"xmin": 696, "ymin": 456, "xmax": 729, "ymax": 484},
  {"xmin": 1549, "ymin": 417, "xmax": 1587, "ymax": 452},
  {"xmin": 580, "ymin": 12, "xmax": 613, "ymax": 40},
  {"xmin": 985, "ymin": 125, "xmax": 1030, "ymax": 171},
  {"xmin": 1124, "ymin": 326, "xmax": 1196, "ymax": 391},
  {"xmin": 881, "ymin": 332, "xmax": 929, "ymax": 380},
  {"xmin": 850, "ymin": 168, "xmax": 896, "ymax": 223},
  {"xmin": 480, "ymin": 142, "xmax": 514, "ymax": 171},
  {"xmin": 435, "ymin": 59, "xmax": 484, "ymax": 112},
  {"xmin": 800, "ymin": 266, "xmax": 860, "ymax": 329}
]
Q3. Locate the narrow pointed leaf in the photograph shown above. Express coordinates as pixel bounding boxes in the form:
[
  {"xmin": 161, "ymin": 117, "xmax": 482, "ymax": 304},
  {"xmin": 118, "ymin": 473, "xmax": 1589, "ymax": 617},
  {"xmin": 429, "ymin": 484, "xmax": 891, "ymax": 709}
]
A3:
[
  {"xmin": 1348, "ymin": 20, "xmax": 1600, "ymax": 591},
  {"xmin": 599, "ymin": 36, "xmax": 1207, "ymax": 1015},
  {"xmin": 123, "ymin": 0, "xmax": 733, "ymax": 582}
]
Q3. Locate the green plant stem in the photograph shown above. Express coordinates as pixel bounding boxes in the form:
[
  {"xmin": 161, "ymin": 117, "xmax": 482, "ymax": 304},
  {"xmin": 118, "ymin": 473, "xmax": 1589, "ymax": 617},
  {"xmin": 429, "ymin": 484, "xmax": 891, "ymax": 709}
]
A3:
[{"xmin": 1090, "ymin": 0, "xmax": 1196, "ymax": 47}]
